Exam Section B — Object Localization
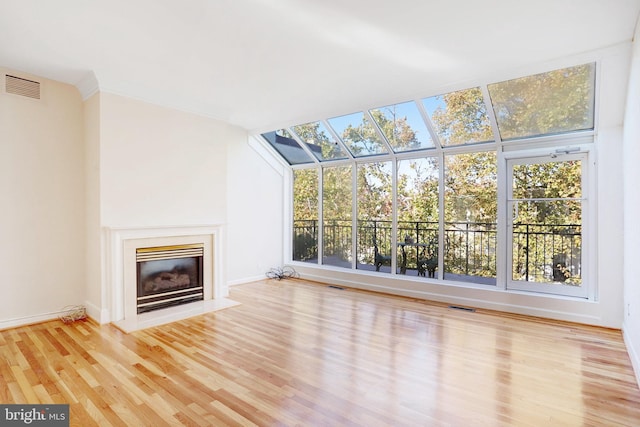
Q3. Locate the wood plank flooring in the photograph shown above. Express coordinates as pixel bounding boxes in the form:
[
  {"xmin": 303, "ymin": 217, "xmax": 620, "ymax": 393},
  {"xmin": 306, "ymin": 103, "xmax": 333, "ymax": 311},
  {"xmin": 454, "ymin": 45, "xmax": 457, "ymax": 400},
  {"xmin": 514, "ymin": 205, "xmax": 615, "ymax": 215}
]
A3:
[{"xmin": 1, "ymin": 279, "xmax": 639, "ymax": 426}]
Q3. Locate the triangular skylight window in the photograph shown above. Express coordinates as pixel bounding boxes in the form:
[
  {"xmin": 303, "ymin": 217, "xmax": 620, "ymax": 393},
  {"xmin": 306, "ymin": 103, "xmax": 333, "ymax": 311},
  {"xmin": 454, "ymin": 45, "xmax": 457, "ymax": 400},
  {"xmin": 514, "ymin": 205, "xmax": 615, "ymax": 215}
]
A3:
[
  {"xmin": 291, "ymin": 121, "xmax": 350, "ymax": 162},
  {"xmin": 369, "ymin": 101, "xmax": 435, "ymax": 153},
  {"xmin": 487, "ymin": 63, "xmax": 596, "ymax": 141},
  {"xmin": 261, "ymin": 129, "xmax": 314, "ymax": 165},
  {"xmin": 422, "ymin": 87, "xmax": 494, "ymax": 146},
  {"xmin": 327, "ymin": 112, "xmax": 389, "ymax": 157}
]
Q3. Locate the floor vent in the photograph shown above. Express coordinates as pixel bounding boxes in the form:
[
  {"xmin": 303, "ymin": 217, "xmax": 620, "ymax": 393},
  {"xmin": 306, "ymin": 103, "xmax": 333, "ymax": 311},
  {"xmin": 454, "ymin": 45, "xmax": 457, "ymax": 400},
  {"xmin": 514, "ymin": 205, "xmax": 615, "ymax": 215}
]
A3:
[
  {"xmin": 6, "ymin": 74, "xmax": 40, "ymax": 99},
  {"xmin": 448, "ymin": 305, "xmax": 476, "ymax": 312}
]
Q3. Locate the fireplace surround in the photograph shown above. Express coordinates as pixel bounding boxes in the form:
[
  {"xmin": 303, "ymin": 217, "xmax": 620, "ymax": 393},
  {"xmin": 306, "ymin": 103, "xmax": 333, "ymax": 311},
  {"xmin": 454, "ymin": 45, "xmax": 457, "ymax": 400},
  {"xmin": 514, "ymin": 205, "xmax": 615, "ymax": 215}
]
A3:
[{"xmin": 104, "ymin": 225, "xmax": 239, "ymax": 332}]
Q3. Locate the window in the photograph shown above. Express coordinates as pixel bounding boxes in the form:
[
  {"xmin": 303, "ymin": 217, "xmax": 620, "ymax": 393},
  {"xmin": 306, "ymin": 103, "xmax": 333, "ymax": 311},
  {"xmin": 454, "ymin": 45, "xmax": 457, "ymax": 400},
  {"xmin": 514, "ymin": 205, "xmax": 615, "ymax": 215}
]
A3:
[
  {"xmin": 507, "ymin": 155, "xmax": 586, "ymax": 297},
  {"xmin": 488, "ymin": 63, "xmax": 596, "ymax": 140},
  {"xmin": 322, "ymin": 165, "xmax": 353, "ymax": 268},
  {"xmin": 444, "ymin": 152, "xmax": 497, "ymax": 284},
  {"xmin": 397, "ymin": 158, "xmax": 439, "ymax": 276},
  {"xmin": 261, "ymin": 129, "xmax": 313, "ymax": 165},
  {"xmin": 293, "ymin": 169, "xmax": 318, "ymax": 263},
  {"xmin": 356, "ymin": 161, "xmax": 392, "ymax": 272},
  {"xmin": 423, "ymin": 87, "xmax": 493, "ymax": 146},
  {"xmin": 328, "ymin": 112, "xmax": 389, "ymax": 157},
  {"xmin": 369, "ymin": 101, "xmax": 435, "ymax": 152},
  {"xmin": 269, "ymin": 63, "xmax": 596, "ymax": 299},
  {"xmin": 291, "ymin": 121, "xmax": 350, "ymax": 162}
]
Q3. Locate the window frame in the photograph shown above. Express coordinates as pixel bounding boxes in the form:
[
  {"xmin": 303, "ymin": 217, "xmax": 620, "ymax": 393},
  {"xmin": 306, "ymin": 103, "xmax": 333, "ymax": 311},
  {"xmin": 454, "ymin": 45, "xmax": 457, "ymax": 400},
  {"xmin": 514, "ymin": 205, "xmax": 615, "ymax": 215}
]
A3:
[{"xmin": 278, "ymin": 61, "xmax": 599, "ymax": 301}]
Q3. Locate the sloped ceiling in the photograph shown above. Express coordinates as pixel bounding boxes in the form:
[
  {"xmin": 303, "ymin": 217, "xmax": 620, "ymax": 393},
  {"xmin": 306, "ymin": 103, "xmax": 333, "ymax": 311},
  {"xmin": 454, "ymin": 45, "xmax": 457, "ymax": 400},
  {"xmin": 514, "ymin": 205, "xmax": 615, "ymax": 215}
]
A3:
[{"xmin": 0, "ymin": 0, "xmax": 639, "ymax": 132}]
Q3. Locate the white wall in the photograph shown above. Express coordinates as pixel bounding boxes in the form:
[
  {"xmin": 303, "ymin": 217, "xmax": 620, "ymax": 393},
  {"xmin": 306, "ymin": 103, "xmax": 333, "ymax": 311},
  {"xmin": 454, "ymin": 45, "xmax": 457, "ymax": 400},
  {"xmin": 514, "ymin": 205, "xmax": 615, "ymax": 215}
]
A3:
[
  {"xmin": 226, "ymin": 137, "xmax": 286, "ymax": 284},
  {"xmin": 87, "ymin": 92, "xmax": 247, "ymax": 320},
  {"xmin": 99, "ymin": 93, "xmax": 238, "ymax": 226},
  {"xmin": 0, "ymin": 68, "xmax": 86, "ymax": 328},
  {"xmin": 623, "ymin": 22, "xmax": 640, "ymax": 386}
]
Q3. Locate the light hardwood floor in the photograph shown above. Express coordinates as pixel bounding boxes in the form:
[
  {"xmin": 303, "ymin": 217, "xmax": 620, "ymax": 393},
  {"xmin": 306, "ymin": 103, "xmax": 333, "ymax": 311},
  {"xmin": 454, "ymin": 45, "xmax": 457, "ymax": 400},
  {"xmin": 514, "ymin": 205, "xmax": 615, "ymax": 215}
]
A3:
[{"xmin": 1, "ymin": 279, "xmax": 639, "ymax": 426}]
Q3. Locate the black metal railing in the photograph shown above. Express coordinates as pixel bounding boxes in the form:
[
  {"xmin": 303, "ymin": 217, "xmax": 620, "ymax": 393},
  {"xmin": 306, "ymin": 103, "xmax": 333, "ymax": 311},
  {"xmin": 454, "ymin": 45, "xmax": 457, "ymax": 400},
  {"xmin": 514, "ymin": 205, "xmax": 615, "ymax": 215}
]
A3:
[
  {"xmin": 293, "ymin": 219, "xmax": 581, "ymax": 282},
  {"xmin": 512, "ymin": 223, "xmax": 581, "ymax": 283}
]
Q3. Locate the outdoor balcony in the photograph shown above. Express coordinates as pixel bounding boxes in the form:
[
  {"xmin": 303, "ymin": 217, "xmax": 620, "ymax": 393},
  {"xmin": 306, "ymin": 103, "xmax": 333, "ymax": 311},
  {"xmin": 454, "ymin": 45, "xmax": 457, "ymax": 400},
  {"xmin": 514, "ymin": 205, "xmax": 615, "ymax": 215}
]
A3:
[{"xmin": 293, "ymin": 219, "xmax": 581, "ymax": 286}]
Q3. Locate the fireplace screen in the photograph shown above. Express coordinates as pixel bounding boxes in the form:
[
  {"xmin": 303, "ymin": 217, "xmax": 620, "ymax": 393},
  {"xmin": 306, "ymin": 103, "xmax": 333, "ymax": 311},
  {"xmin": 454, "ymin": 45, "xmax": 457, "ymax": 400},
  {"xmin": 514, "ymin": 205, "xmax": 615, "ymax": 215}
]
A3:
[{"xmin": 136, "ymin": 244, "xmax": 204, "ymax": 314}]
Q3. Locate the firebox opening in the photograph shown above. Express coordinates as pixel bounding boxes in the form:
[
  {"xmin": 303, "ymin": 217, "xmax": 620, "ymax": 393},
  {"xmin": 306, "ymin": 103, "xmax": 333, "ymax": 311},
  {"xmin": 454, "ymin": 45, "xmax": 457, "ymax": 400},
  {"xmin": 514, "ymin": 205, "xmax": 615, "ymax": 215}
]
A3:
[{"xmin": 136, "ymin": 244, "xmax": 204, "ymax": 314}]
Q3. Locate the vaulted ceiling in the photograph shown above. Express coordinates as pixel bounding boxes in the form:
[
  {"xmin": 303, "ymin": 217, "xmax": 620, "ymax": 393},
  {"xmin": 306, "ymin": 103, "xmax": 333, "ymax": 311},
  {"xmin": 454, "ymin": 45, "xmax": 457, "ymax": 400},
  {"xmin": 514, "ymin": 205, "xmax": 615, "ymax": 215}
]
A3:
[{"xmin": 1, "ymin": 0, "xmax": 638, "ymax": 132}]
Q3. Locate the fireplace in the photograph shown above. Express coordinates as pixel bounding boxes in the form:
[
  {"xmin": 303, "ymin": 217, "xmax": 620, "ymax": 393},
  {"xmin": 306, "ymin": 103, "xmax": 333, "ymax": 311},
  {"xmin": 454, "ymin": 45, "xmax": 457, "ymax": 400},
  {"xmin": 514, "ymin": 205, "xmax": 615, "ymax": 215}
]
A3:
[
  {"xmin": 136, "ymin": 244, "xmax": 204, "ymax": 313},
  {"xmin": 104, "ymin": 225, "xmax": 240, "ymax": 332}
]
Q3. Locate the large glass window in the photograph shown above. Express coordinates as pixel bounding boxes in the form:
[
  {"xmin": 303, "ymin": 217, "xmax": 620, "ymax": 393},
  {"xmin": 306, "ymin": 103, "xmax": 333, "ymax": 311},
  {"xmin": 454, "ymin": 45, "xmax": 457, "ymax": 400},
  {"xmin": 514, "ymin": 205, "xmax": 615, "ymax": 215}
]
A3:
[
  {"xmin": 292, "ymin": 169, "xmax": 318, "ymax": 263},
  {"xmin": 291, "ymin": 121, "xmax": 350, "ymax": 162},
  {"xmin": 423, "ymin": 87, "xmax": 494, "ymax": 146},
  {"xmin": 274, "ymin": 62, "xmax": 596, "ymax": 298},
  {"xmin": 261, "ymin": 129, "xmax": 314, "ymax": 165},
  {"xmin": 356, "ymin": 161, "xmax": 392, "ymax": 272},
  {"xmin": 444, "ymin": 152, "xmax": 497, "ymax": 284},
  {"xmin": 322, "ymin": 165, "xmax": 353, "ymax": 268},
  {"xmin": 488, "ymin": 63, "xmax": 595, "ymax": 140},
  {"xmin": 328, "ymin": 112, "xmax": 389, "ymax": 157},
  {"xmin": 369, "ymin": 101, "xmax": 435, "ymax": 152},
  {"xmin": 397, "ymin": 158, "xmax": 439, "ymax": 277},
  {"xmin": 508, "ymin": 156, "xmax": 585, "ymax": 297}
]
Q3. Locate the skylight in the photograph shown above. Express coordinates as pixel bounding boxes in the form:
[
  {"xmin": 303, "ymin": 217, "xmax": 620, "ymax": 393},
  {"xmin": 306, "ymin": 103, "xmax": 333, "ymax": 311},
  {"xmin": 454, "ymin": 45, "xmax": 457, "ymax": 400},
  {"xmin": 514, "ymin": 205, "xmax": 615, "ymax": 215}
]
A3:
[
  {"xmin": 488, "ymin": 63, "xmax": 596, "ymax": 141},
  {"xmin": 327, "ymin": 112, "xmax": 389, "ymax": 157},
  {"xmin": 261, "ymin": 129, "xmax": 313, "ymax": 165},
  {"xmin": 261, "ymin": 63, "xmax": 596, "ymax": 165},
  {"xmin": 422, "ymin": 87, "xmax": 493, "ymax": 146},
  {"xmin": 369, "ymin": 101, "xmax": 435, "ymax": 153},
  {"xmin": 291, "ymin": 121, "xmax": 349, "ymax": 162}
]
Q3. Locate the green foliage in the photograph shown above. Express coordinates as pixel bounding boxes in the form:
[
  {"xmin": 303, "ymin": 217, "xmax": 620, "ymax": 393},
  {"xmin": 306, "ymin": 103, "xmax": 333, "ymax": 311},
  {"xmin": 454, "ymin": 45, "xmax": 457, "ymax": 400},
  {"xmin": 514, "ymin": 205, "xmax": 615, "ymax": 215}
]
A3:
[
  {"xmin": 445, "ymin": 152, "xmax": 497, "ymax": 223},
  {"xmin": 293, "ymin": 169, "xmax": 318, "ymax": 221},
  {"xmin": 341, "ymin": 115, "xmax": 387, "ymax": 156},
  {"xmin": 370, "ymin": 108, "xmax": 421, "ymax": 151},
  {"xmin": 512, "ymin": 161, "xmax": 582, "ymax": 225},
  {"xmin": 397, "ymin": 158, "xmax": 439, "ymax": 224},
  {"xmin": 489, "ymin": 63, "xmax": 595, "ymax": 140},
  {"xmin": 292, "ymin": 122, "xmax": 346, "ymax": 161},
  {"xmin": 323, "ymin": 165, "xmax": 352, "ymax": 220},
  {"xmin": 429, "ymin": 87, "xmax": 494, "ymax": 145}
]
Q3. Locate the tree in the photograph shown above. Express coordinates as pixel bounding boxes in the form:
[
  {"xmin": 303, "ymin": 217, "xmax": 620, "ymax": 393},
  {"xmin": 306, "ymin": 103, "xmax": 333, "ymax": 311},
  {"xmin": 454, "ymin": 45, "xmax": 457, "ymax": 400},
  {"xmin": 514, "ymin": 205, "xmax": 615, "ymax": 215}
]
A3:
[
  {"xmin": 488, "ymin": 63, "xmax": 594, "ymax": 140},
  {"xmin": 429, "ymin": 87, "xmax": 493, "ymax": 146},
  {"xmin": 292, "ymin": 169, "xmax": 318, "ymax": 261}
]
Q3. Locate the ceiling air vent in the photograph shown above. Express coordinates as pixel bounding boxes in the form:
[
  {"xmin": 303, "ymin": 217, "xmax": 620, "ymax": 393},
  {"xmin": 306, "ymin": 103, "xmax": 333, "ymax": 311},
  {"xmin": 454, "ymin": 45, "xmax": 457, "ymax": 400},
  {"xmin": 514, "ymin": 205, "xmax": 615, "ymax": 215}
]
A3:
[{"xmin": 5, "ymin": 74, "xmax": 40, "ymax": 99}]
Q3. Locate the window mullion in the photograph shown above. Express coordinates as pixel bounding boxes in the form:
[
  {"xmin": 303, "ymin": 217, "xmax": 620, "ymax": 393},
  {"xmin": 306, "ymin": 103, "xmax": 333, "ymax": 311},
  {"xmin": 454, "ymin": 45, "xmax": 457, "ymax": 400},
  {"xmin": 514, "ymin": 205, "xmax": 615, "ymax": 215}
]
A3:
[
  {"xmin": 481, "ymin": 85, "xmax": 503, "ymax": 147},
  {"xmin": 322, "ymin": 119, "xmax": 355, "ymax": 160},
  {"xmin": 318, "ymin": 167, "xmax": 324, "ymax": 266},
  {"xmin": 391, "ymin": 159, "xmax": 398, "ymax": 274},
  {"xmin": 365, "ymin": 110, "xmax": 395, "ymax": 154},
  {"xmin": 496, "ymin": 149, "xmax": 508, "ymax": 289},
  {"xmin": 438, "ymin": 151, "xmax": 445, "ymax": 280},
  {"xmin": 351, "ymin": 161, "xmax": 358, "ymax": 270},
  {"xmin": 415, "ymin": 98, "xmax": 443, "ymax": 150}
]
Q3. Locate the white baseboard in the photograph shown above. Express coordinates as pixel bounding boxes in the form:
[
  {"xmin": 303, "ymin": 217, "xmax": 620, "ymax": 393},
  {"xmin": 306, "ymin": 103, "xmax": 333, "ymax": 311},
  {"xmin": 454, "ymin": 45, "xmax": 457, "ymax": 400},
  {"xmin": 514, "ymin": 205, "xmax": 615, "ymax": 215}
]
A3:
[
  {"xmin": 84, "ymin": 300, "xmax": 110, "ymax": 324},
  {"xmin": 228, "ymin": 275, "xmax": 266, "ymax": 287},
  {"xmin": 623, "ymin": 321, "xmax": 640, "ymax": 389},
  {"xmin": 298, "ymin": 270, "xmax": 603, "ymax": 326},
  {"xmin": 0, "ymin": 311, "xmax": 66, "ymax": 330}
]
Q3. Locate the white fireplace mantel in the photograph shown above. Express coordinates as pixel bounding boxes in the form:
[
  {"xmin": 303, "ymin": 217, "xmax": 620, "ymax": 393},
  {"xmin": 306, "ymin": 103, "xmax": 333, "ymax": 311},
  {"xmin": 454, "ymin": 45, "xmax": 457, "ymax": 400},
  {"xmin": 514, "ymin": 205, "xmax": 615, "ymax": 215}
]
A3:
[{"xmin": 103, "ymin": 225, "xmax": 238, "ymax": 332}]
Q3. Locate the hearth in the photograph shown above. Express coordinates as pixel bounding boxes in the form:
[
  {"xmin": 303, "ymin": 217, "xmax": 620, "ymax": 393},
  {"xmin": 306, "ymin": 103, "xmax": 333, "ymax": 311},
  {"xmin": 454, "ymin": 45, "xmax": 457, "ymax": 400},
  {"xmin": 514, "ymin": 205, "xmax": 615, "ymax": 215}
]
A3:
[{"xmin": 136, "ymin": 244, "xmax": 204, "ymax": 313}]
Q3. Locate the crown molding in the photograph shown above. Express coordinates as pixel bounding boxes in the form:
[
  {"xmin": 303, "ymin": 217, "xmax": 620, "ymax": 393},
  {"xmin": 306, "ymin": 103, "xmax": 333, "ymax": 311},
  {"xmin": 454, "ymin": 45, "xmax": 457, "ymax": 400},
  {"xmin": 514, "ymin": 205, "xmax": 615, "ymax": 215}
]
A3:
[{"xmin": 75, "ymin": 71, "xmax": 99, "ymax": 100}]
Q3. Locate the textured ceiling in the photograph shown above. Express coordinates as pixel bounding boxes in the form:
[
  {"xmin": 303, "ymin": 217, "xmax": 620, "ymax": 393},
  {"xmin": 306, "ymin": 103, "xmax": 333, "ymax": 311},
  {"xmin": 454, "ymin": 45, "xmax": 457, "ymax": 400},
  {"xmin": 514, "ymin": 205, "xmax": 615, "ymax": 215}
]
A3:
[{"xmin": 1, "ymin": 0, "xmax": 639, "ymax": 132}]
